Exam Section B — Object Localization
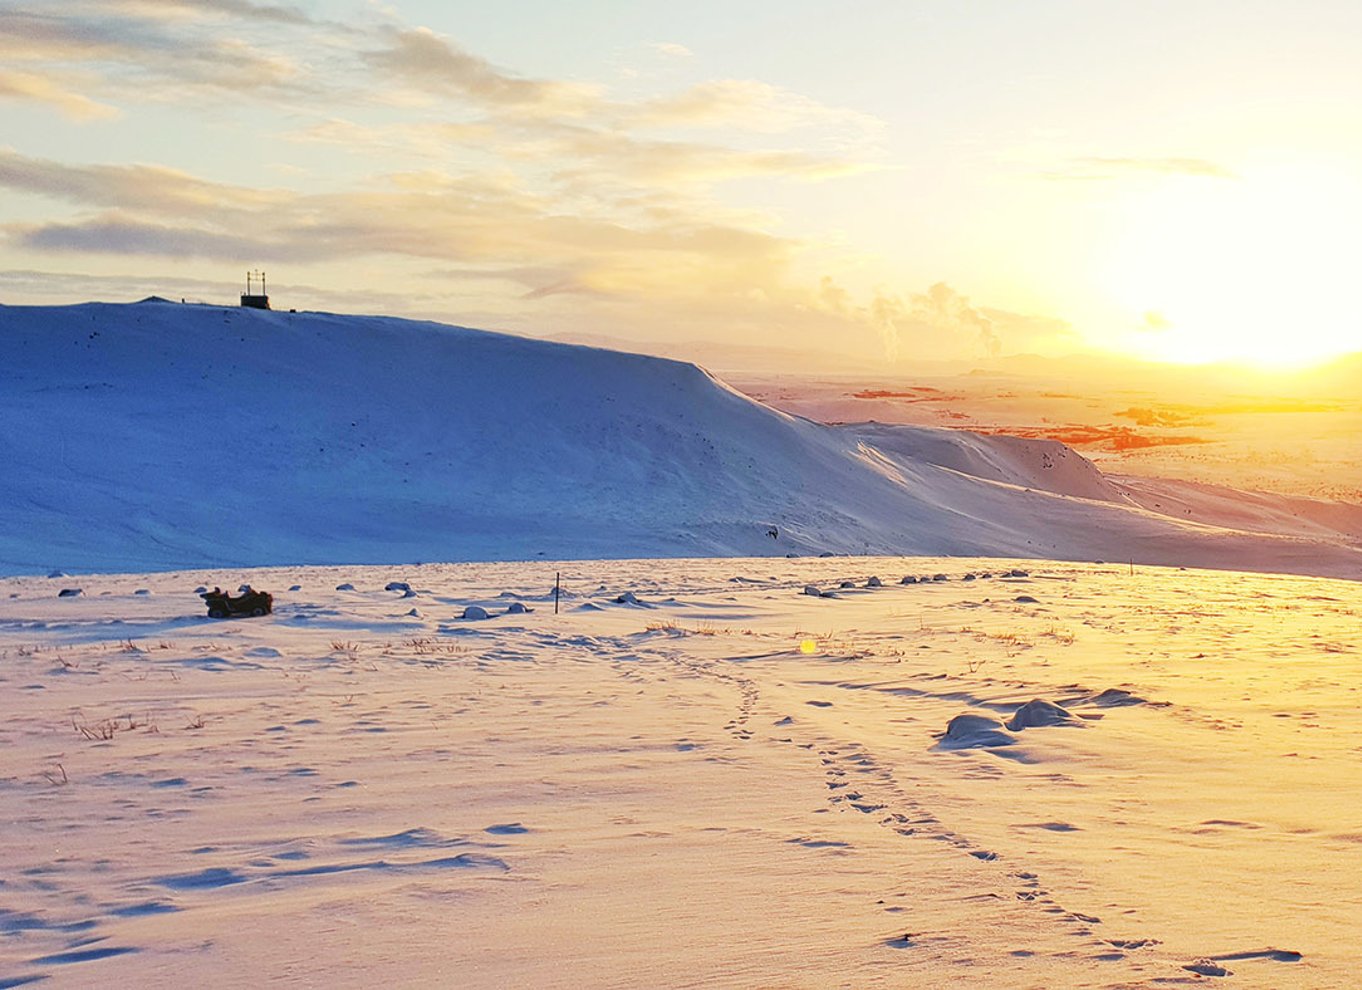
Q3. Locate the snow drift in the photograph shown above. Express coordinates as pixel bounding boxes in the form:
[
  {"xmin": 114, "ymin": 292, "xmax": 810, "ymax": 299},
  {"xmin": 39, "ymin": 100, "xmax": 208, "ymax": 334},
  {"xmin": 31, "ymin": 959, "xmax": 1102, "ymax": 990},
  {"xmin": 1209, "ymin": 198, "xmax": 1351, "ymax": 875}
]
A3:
[{"xmin": 1, "ymin": 300, "xmax": 1358, "ymax": 578}]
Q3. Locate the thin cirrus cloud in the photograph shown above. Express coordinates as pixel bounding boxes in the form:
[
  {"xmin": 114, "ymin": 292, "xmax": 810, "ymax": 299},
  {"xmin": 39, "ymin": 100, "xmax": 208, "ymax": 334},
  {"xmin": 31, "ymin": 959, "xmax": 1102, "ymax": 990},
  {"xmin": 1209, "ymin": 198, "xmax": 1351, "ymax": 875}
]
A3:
[
  {"xmin": 539, "ymin": 123, "xmax": 872, "ymax": 188},
  {"xmin": 0, "ymin": 70, "xmax": 119, "ymax": 120},
  {"xmin": 360, "ymin": 25, "xmax": 879, "ymax": 145},
  {"xmin": 0, "ymin": 4, "xmax": 878, "ymax": 180},
  {"xmin": 283, "ymin": 108, "xmax": 870, "ymax": 191},
  {"xmin": 19, "ymin": 214, "xmax": 276, "ymax": 261},
  {"xmin": 363, "ymin": 27, "xmax": 601, "ymax": 115},
  {"xmin": 287, "ymin": 119, "xmax": 495, "ymax": 159},
  {"xmin": 0, "ymin": 4, "xmax": 309, "ymax": 94},
  {"xmin": 634, "ymin": 78, "xmax": 882, "ymax": 139},
  {"xmin": 0, "ymin": 150, "xmax": 283, "ymax": 214},
  {"xmin": 103, "ymin": 0, "xmax": 320, "ymax": 26},
  {"xmin": 324, "ymin": 28, "xmax": 882, "ymax": 193},
  {"xmin": 648, "ymin": 42, "xmax": 693, "ymax": 59},
  {"xmin": 284, "ymin": 106, "xmax": 874, "ymax": 194},
  {"xmin": 1045, "ymin": 156, "xmax": 1236, "ymax": 181}
]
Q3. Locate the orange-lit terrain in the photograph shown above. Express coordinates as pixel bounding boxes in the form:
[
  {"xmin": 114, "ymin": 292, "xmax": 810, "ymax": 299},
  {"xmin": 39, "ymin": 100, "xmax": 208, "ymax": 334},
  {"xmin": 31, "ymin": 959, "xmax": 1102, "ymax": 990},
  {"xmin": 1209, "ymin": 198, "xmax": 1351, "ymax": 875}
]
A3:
[
  {"xmin": 735, "ymin": 360, "xmax": 1362, "ymax": 502},
  {"xmin": 972, "ymin": 424, "xmax": 1208, "ymax": 453}
]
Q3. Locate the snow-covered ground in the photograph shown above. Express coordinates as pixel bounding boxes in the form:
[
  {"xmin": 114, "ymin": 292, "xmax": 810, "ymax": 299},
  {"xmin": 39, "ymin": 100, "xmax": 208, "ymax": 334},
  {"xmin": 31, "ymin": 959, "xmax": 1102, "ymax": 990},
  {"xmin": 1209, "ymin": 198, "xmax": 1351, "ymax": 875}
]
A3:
[
  {"xmin": 2, "ymin": 558, "xmax": 1355, "ymax": 988},
  {"xmin": 2, "ymin": 301, "xmax": 1359, "ymax": 579}
]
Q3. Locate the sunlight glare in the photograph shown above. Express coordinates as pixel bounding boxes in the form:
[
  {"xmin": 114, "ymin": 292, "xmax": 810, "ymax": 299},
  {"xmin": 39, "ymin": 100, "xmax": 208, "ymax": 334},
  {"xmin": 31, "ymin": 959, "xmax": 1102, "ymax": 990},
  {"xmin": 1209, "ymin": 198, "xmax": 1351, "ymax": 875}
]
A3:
[{"xmin": 1099, "ymin": 161, "xmax": 1362, "ymax": 368}]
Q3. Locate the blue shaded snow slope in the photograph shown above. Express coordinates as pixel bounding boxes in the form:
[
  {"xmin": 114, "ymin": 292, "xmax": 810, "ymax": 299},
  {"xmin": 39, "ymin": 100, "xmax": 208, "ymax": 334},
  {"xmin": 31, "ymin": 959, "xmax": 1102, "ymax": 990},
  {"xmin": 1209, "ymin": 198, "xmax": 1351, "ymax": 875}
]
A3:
[{"xmin": 2, "ymin": 301, "xmax": 1358, "ymax": 578}]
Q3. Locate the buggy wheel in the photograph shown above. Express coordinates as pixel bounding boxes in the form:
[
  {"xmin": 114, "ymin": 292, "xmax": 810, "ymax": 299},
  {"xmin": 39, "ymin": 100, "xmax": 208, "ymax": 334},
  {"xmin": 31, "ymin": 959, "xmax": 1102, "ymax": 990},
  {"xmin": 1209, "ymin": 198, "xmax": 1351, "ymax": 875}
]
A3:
[
  {"xmin": 208, "ymin": 608, "xmax": 227, "ymax": 619},
  {"xmin": 250, "ymin": 606, "xmax": 265, "ymax": 617}
]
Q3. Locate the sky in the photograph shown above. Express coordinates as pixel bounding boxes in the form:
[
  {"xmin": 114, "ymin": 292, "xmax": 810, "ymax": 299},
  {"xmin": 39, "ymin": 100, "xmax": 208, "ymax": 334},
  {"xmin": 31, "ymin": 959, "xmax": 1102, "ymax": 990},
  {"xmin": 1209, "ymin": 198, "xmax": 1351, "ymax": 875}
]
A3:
[{"xmin": 2, "ymin": 0, "xmax": 1360, "ymax": 370}]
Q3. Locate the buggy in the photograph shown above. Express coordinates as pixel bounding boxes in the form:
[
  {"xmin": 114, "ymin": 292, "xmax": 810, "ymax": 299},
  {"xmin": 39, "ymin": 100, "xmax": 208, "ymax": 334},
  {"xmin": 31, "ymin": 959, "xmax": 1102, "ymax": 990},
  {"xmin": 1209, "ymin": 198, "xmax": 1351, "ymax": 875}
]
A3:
[{"xmin": 201, "ymin": 586, "xmax": 273, "ymax": 619}]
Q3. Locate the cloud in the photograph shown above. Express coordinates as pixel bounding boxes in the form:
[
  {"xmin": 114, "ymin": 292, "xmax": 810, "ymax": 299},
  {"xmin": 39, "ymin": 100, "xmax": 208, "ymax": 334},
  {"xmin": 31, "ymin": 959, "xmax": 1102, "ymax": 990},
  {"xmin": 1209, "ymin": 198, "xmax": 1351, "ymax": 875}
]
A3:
[
  {"xmin": 286, "ymin": 118, "xmax": 494, "ymax": 159},
  {"xmin": 636, "ymin": 79, "xmax": 882, "ymax": 138},
  {"xmin": 2, "ymin": 6, "xmax": 881, "ymax": 192},
  {"xmin": 362, "ymin": 42, "xmax": 886, "ymax": 184},
  {"xmin": 284, "ymin": 106, "xmax": 874, "ymax": 195},
  {"xmin": 0, "ymin": 70, "xmax": 119, "ymax": 120},
  {"xmin": 0, "ymin": 4, "xmax": 309, "ymax": 94},
  {"xmin": 363, "ymin": 27, "xmax": 599, "ymax": 115},
  {"xmin": 0, "ymin": 150, "xmax": 283, "ymax": 214},
  {"xmin": 520, "ymin": 277, "xmax": 602, "ymax": 300},
  {"xmin": 14, "ymin": 214, "xmax": 278, "ymax": 260},
  {"xmin": 0, "ymin": 151, "xmax": 796, "ymax": 297},
  {"xmin": 1046, "ymin": 157, "xmax": 1236, "ymax": 181},
  {"xmin": 545, "ymin": 124, "xmax": 872, "ymax": 188},
  {"xmin": 104, "ymin": 0, "xmax": 319, "ymax": 26},
  {"xmin": 285, "ymin": 101, "xmax": 875, "ymax": 193},
  {"xmin": 648, "ymin": 42, "xmax": 693, "ymax": 59}
]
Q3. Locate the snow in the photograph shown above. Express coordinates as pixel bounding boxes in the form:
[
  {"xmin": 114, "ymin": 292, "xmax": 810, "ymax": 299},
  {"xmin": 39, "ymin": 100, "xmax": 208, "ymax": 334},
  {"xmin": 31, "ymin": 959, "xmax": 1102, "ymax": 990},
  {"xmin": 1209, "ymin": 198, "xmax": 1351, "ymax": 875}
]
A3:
[
  {"xmin": 2, "ymin": 301, "xmax": 1359, "ymax": 579},
  {"xmin": 4, "ymin": 300, "xmax": 1362, "ymax": 985},
  {"xmin": 1, "ymin": 557, "xmax": 1356, "ymax": 986}
]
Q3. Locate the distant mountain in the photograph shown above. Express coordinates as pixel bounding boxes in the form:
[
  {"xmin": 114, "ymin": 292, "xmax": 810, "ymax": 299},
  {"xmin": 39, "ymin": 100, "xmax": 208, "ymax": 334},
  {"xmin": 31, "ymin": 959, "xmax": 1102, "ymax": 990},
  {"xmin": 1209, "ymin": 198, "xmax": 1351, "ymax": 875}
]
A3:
[{"xmin": 1, "ymin": 301, "xmax": 1358, "ymax": 578}]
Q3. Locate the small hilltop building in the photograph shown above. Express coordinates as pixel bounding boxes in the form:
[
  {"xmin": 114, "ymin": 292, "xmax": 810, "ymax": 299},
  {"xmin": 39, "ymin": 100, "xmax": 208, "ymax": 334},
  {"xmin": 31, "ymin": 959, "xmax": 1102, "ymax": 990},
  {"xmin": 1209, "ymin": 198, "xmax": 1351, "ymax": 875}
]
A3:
[{"xmin": 240, "ymin": 270, "xmax": 270, "ymax": 310}]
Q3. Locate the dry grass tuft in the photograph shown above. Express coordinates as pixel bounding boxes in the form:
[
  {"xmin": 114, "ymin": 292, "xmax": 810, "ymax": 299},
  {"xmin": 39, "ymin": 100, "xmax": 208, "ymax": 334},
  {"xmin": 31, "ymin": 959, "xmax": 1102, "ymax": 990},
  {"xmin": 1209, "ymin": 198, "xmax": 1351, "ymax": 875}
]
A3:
[
  {"xmin": 72, "ymin": 711, "xmax": 158, "ymax": 740},
  {"xmin": 73, "ymin": 715, "xmax": 118, "ymax": 741},
  {"xmin": 1041, "ymin": 625, "xmax": 1076, "ymax": 645},
  {"xmin": 400, "ymin": 637, "xmax": 467, "ymax": 656}
]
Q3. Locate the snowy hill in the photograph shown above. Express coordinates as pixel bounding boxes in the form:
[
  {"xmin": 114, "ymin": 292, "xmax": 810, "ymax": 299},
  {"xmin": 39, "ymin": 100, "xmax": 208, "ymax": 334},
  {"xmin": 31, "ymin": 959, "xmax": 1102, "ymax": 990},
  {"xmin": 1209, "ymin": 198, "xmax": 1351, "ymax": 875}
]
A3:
[{"xmin": 2, "ymin": 300, "xmax": 1359, "ymax": 578}]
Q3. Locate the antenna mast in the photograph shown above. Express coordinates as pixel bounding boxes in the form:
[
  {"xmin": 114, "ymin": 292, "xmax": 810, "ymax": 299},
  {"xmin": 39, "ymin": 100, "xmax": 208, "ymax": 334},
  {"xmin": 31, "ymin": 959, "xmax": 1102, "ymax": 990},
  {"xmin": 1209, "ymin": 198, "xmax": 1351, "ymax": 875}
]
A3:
[{"xmin": 241, "ymin": 269, "xmax": 272, "ymax": 310}]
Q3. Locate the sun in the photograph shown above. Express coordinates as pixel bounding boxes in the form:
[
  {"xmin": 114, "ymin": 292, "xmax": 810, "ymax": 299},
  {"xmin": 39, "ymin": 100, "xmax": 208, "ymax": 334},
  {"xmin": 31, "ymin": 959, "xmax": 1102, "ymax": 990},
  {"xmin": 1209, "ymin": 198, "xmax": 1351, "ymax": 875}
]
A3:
[{"xmin": 1097, "ymin": 160, "xmax": 1362, "ymax": 368}]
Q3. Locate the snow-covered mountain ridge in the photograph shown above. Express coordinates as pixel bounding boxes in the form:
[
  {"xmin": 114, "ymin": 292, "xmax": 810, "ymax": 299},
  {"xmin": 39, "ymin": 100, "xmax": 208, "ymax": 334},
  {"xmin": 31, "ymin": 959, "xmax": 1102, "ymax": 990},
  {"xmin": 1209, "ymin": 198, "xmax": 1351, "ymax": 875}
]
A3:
[{"xmin": 2, "ymin": 300, "xmax": 1358, "ymax": 578}]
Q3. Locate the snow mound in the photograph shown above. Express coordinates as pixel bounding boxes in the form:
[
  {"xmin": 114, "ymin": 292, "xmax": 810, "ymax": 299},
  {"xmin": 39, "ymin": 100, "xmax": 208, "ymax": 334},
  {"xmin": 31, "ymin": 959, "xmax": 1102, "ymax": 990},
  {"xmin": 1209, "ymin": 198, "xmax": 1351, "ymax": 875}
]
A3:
[
  {"xmin": 852, "ymin": 421, "xmax": 1125, "ymax": 503},
  {"xmin": 1059, "ymin": 687, "xmax": 1155, "ymax": 708},
  {"xmin": 1005, "ymin": 699, "xmax": 1077, "ymax": 731},
  {"xmin": 937, "ymin": 713, "xmax": 1016, "ymax": 750}
]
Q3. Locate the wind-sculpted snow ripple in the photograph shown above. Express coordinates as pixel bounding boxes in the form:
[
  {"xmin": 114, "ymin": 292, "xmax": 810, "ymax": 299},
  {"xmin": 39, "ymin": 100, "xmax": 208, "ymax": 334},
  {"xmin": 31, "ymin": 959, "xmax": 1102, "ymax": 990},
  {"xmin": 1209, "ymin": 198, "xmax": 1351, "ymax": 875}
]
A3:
[{"xmin": 152, "ymin": 829, "xmax": 510, "ymax": 896}]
